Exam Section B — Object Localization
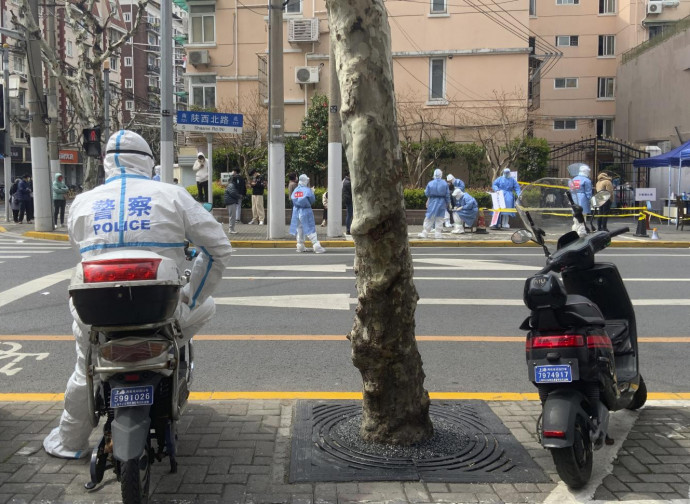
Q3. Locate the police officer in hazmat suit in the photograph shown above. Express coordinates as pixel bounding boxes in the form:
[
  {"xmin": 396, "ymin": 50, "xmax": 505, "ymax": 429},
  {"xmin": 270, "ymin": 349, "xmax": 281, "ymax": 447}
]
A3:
[
  {"xmin": 290, "ymin": 174, "xmax": 326, "ymax": 253},
  {"xmin": 43, "ymin": 130, "xmax": 232, "ymax": 459},
  {"xmin": 418, "ymin": 168, "xmax": 451, "ymax": 239}
]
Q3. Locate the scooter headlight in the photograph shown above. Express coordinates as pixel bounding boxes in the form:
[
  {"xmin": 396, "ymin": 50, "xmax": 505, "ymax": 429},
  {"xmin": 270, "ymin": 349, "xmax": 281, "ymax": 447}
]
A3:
[{"xmin": 97, "ymin": 337, "xmax": 172, "ymax": 366}]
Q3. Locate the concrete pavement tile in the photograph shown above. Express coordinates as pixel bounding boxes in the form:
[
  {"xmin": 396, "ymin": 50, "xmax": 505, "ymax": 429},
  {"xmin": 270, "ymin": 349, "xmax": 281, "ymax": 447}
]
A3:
[
  {"xmin": 240, "ymin": 433, "xmax": 277, "ymax": 442},
  {"xmin": 618, "ymin": 455, "xmax": 649, "ymax": 474},
  {"xmin": 207, "ymin": 456, "xmax": 232, "ymax": 475},
  {"xmin": 335, "ymin": 483, "xmax": 358, "ymax": 495},
  {"xmin": 246, "ymin": 493, "xmax": 292, "ymax": 504},
  {"xmin": 593, "ymin": 486, "xmax": 617, "ymax": 501},
  {"xmin": 357, "ymin": 482, "xmax": 405, "ymax": 496},
  {"xmin": 314, "ymin": 482, "xmax": 337, "ymax": 502},
  {"xmin": 660, "ymin": 492, "xmax": 686, "ymax": 500},
  {"xmin": 0, "ymin": 485, "xmax": 44, "ymax": 495},
  {"xmin": 151, "ymin": 494, "xmax": 200, "ymax": 503},
  {"xmin": 636, "ymin": 439, "xmax": 673, "ymax": 454},
  {"xmin": 627, "ymin": 482, "xmax": 674, "ymax": 492},
  {"xmin": 255, "ymin": 441, "xmax": 276, "ymax": 457},
  {"xmin": 220, "ymin": 428, "xmax": 245, "ymax": 441},
  {"xmin": 402, "ymin": 482, "xmax": 431, "ymax": 503},
  {"xmin": 291, "ymin": 494, "xmax": 314, "ymax": 504},
  {"xmin": 6, "ymin": 466, "xmax": 39, "ymax": 484},
  {"xmin": 0, "ymin": 495, "xmax": 10, "ymax": 504},
  {"xmin": 178, "ymin": 483, "xmax": 223, "ymax": 494},
  {"xmin": 602, "ymin": 474, "xmax": 630, "ymax": 492},
  {"xmin": 182, "ymin": 465, "xmax": 208, "ymax": 483},
  {"xmin": 7, "ymin": 495, "xmax": 34, "ymax": 504},
  {"xmin": 246, "ymin": 474, "xmax": 271, "ymax": 492},
  {"xmin": 424, "ymin": 483, "xmax": 449, "ymax": 493},
  {"xmin": 262, "ymin": 416, "xmax": 282, "ymax": 428},
  {"xmin": 658, "ymin": 455, "xmax": 690, "ymax": 464},
  {"xmin": 230, "ymin": 465, "xmax": 271, "ymax": 475},
  {"xmin": 29, "ymin": 472, "xmax": 77, "ymax": 484},
  {"xmin": 624, "ymin": 446, "xmax": 660, "ymax": 464},
  {"xmin": 253, "ymin": 456, "xmax": 273, "ymax": 466},
  {"xmin": 671, "ymin": 482, "xmax": 690, "ymax": 494},
  {"xmin": 153, "ymin": 471, "xmax": 184, "ymax": 493},
  {"xmin": 228, "ymin": 448, "xmax": 254, "ymax": 465},
  {"xmin": 447, "ymin": 484, "xmax": 493, "ymax": 494},
  {"xmin": 649, "ymin": 463, "xmax": 689, "ymax": 473},
  {"xmin": 336, "ymin": 493, "xmax": 388, "ymax": 503},
  {"xmin": 638, "ymin": 473, "xmax": 684, "ymax": 482},
  {"xmin": 220, "ymin": 484, "xmax": 248, "ymax": 503},
  {"xmin": 430, "ymin": 492, "xmax": 479, "ymax": 503},
  {"xmin": 616, "ymin": 491, "xmax": 662, "ymax": 500},
  {"xmin": 475, "ymin": 494, "xmax": 503, "ymax": 503},
  {"xmin": 535, "ymin": 483, "xmax": 557, "ymax": 492},
  {"xmin": 512, "ymin": 483, "xmax": 541, "ymax": 493},
  {"xmin": 197, "ymin": 448, "xmax": 239, "ymax": 457},
  {"xmin": 37, "ymin": 459, "xmax": 67, "ymax": 474},
  {"xmin": 199, "ymin": 433, "xmax": 222, "ymax": 447},
  {"xmin": 31, "ymin": 484, "xmax": 64, "ymax": 502},
  {"xmin": 205, "ymin": 473, "xmax": 249, "ymax": 484},
  {"xmin": 679, "ymin": 473, "xmax": 690, "ymax": 483},
  {"xmin": 611, "ymin": 465, "xmax": 640, "ymax": 482}
]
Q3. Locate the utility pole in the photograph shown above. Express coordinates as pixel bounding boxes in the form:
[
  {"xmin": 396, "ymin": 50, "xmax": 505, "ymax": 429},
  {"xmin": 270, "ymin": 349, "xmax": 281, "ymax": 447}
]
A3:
[
  {"xmin": 267, "ymin": 0, "xmax": 285, "ymax": 238},
  {"xmin": 103, "ymin": 60, "xmax": 110, "ymax": 145},
  {"xmin": 27, "ymin": 0, "xmax": 51, "ymax": 231},
  {"xmin": 3, "ymin": 45, "xmax": 11, "ymax": 222},
  {"xmin": 206, "ymin": 133, "xmax": 213, "ymax": 204},
  {"xmin": 47, "ymin": 0, "xmax": 59, "ymax": 179},
  {"xmin": 327, "ymin": 41, "xmax": 342, "ymax": 237},
  {"xmin": 160, "ymin": 0, "xmax": 173, "ymax": 183}
]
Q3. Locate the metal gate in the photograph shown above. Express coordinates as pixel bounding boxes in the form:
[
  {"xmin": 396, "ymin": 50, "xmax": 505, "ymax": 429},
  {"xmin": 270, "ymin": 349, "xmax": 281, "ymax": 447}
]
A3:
[{"xmin": 546, "ymin": 137, "xmax": 650, "ymax": 207}]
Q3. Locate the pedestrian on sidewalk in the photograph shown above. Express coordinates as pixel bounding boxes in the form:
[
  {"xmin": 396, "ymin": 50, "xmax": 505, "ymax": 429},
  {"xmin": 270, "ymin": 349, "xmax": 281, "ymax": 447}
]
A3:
[
  {"xmin": 17, "ymin": 174, "xmax": 34, "ymax": 224},
  {"xmin": 418, "ymin": 168, "xmax": 450, "ymax": 239},
  {"xmin": 491, "ymin": 168, "xmax": 520, "ymax": 229},
  {"xmin": 249, "ymin": 170, "xmax": 265, "ymax": 225},
  {"xmin": 232, "ymin": 167, "xmax": 247, "ymax": 224},
  {"xmin": 342, "ymin": 174, "xmax": 352, "ymax": 234},
  {"xmin": 193, "ymin": 153, "xmax": 209, "ymax": 202},
  {"xmin": 152, "ymin": 165, "xmax": 161, "ymax": 181},
  {"xmin": 321, "ymin": 191, "xmax": 328, "ymax": 227},
  {"xmin": 224, "ymin": 178, "xmax": 241, "ymax": 234},
  {"xmin": 569, "ymin": 164, "xmax": 593, "ymax": 215},
  {"xmin": 596, "ymin": 171, "xmax": 614, "ymax": 231},
  {"xmin": 451, "ymin": 188, "xmax": 479, "ymax": 234},
  {"xmin": 290, "ymin": 174, "xmax": 326, "ymax": 253},
  {"xmin": 9, "ymin": 178, "xmax": 20, "ymax": 223},
  {"xmin": 52, "ymin": 172, "xmax": 69, "ymax": 228}
]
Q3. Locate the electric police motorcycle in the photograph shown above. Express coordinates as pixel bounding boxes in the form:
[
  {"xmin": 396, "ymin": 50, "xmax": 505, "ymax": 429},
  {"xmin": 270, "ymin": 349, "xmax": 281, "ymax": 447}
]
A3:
[
  {"xmin": 69, "ymin": 242, "xmax": 200, "ymax": 504},
  {"xmin": 512, "ymin": 178, "xmax": 647, "ymax": 489}
]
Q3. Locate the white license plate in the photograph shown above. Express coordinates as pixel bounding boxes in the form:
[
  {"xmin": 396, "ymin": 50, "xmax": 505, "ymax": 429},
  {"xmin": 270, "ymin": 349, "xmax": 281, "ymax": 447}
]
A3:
[
  {"xmin": 110, "ymin": 385, "xmax": 154, "ymax": 408},
  {"xmin": 535, "ymin": 365, "xmax": 573, "ymax": 383}
]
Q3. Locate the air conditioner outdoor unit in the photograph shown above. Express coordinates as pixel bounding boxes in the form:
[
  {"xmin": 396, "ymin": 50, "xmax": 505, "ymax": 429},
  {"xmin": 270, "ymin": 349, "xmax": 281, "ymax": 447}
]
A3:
[
  {"xmin": 295, "ymin": 66, "xmax": 319, "ymax": 84},
  {"xmin": 647, "ymin": 1, "xmax": 663, "ymax": 14},
  {"xmin": 288, "ymin": 18, "xmax": 319, "ymax": 42},
  {"xmin": 188, "ymin": 49, "xmax": 210, "ymax": 66}
]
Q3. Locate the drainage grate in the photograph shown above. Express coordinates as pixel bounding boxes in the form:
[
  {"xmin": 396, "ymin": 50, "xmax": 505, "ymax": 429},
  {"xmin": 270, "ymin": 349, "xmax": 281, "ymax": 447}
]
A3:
[{"xmin": 289, "ymin": 400, "xmax": 549, "ymax": 483}]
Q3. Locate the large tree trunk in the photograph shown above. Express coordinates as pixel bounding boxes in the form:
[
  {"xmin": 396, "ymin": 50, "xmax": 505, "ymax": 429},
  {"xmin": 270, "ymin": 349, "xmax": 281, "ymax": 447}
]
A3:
[{"xmin": 327, "ymin": 0, "xmax": 433, "ymax": 445}]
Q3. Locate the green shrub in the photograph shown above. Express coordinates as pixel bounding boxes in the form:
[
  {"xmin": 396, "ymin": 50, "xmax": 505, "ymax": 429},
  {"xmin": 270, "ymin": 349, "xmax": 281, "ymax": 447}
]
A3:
[{"xmin": 186, "ymin": 182, "xmax": 252, "ymax": 208}]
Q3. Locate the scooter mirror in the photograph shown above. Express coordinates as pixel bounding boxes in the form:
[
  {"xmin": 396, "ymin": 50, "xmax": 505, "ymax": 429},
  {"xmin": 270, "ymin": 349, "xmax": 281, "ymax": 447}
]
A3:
[
  {"xmin": 511, "ymin": 229, "xmax": 533, "ymax": 244},
  {"xmin": 202, "ymin": 202, "xmax": 213, "ymax": 213},
  {"xmin": 591, "ymin": 190, "xmax": 611, "ymax": 209}
]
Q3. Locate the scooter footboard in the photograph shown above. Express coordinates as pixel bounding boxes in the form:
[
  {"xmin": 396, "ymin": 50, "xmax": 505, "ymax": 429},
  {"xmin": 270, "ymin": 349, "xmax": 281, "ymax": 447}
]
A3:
[
  {"xmin": 111, "ymin": 406, "xmax": 152, "ymax": 462},
  {"xmin": 541, "ymin": 389, "xmax": 590, "ymax": 449}
]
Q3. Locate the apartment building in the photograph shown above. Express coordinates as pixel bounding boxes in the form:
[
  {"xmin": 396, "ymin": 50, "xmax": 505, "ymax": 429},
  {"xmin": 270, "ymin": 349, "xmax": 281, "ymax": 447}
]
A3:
[
  {"xmin": 528, "ymin": 0, "xmax": 690, "ymax": 145},
  {"xmin": 182, "ymin": 0, "xmax": 531, "ymax": 141}
]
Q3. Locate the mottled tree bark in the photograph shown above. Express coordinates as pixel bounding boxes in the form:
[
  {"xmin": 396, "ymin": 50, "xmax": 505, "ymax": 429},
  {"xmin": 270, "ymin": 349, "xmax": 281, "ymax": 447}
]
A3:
[{"xmin": 326, "ymin": 0, "xmax": 433, "ymax": 444}]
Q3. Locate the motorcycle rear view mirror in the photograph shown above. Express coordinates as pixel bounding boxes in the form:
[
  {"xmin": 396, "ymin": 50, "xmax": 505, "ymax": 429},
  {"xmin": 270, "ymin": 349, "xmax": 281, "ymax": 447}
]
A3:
[
  {"xmin": 511, "ymin": 229, "xmax": 534, "ymax": 244},
  {"xmin": 591, "ymin": 190, "xmax": 611, "ymax": 209},
  {"xmin": 202, "ymin": 202, "xmax": 213, "ymax": 213}
]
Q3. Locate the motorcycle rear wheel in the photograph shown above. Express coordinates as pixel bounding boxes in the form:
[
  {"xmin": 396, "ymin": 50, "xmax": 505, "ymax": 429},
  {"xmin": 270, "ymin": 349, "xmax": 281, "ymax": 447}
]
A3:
[
  {"xmin": 121, "ymin": 448, "xmax": 151, "ymax": 504},
  {"xmin": 550, "ymin": 417, "xmax": 593, "ymax": 489}
]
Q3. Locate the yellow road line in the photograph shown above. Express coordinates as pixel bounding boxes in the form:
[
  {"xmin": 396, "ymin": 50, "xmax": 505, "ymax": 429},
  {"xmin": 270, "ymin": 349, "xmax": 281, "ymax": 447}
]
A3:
[
  {"xmin": 2, "ymin": 391, "xmax": 690, "ymax": 402},
  {"xmin": 3, "ymin": 335, "xmax": 690, "ymax": 343}
]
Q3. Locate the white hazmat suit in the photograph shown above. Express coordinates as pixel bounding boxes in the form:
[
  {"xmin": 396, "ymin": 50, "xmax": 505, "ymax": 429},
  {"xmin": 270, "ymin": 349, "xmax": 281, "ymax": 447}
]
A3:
[{"xmin": 43, "ymin": 130, "xmax": 232, "ymax": 459}]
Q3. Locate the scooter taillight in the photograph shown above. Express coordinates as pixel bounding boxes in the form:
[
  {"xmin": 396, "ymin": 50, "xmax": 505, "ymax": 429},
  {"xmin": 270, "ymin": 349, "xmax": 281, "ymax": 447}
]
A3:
[
  {"xmin": 83, "ymin": 258, "xmax": 161, "ymax": 282},
  {"xmin": 527, "ymin": 335, "xmax": 585, "ymax": 349},
  {"xmin": 587, "ymin": 335, "xmax": 613, "ymax": 350},
  {"xmin": 543, "ymin": 430, "xmax": 566, "ymax": 438}
]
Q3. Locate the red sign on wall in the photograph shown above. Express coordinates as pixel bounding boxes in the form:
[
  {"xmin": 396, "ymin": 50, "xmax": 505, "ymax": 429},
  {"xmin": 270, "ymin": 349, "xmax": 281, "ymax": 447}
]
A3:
[{"xmin": 59, "ymin": 150, "xmax": 79, "ymax": 163}]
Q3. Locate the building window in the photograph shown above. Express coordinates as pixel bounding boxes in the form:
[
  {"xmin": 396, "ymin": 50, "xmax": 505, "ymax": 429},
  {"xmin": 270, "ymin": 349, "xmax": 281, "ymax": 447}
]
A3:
[
  {"xmin": 556, "ymin": 35, "xmax": 578, "ymax": 47},
  {"xmin": 284, "ymin": 0, "xmax": 301, "ymax": 15},
  {"xmin": 149, "ymin": 77, "xmax": 159, "ymax": 88},
  {"xmin": 110, "ymin": 56, "xmax": 118, "ymax": 70},
  {"xmin": 648, "ymin": 24, "xmax": 670, "ymax": 39},
  {"xmin": 190, "ymin": 4, "xmax": 215, "ymax": 44},
  {"xmin": 429, "ymin": 58, "xmax": 445, "ymax": 101},
  {"xmin": 125, "ymin": 78, "xmax": 133, "ymax": 88},
  {"xmin": 598, "ymin": 35, "xmax": 615, "ymax": 56},
  {"xmin": 529, "ymin": 0, "xmax": 536, "ymax": 15},
  {"xmin": 124, "ymin": 56, "xmax": 132, "ymax": 67},
  {"xmin": 597, "ymin": 77, "xmax": 615, "ymax": 99},
  {"xmin": 431, "ymin": 0, "xmax": 446, "ymax": 14},
  {"xmin": 126, "ymin": 100, "xmax": 135, "ymax": 111},
  {"xmin": 66, "ymin": 41, "xmax": 73, "ymax": 57},
  {"xmin": 13, "ymin": 55, "xmax": 25, "ymax": 73},
  {"xmin": 599, "ymin": 0, "xmax": 615, "ymax": 14},
  {"xmin": 554, "ymin": 119, "xmax": 577, "ymax": 130},
  {"xmin": 554, "ymin": 77, "xmax": 578, "ymax": 88},
  {"xmin": 596, "ymin": 119, "xmax": 614, "ymax": 137},
  {"xmin": 190, "ymin": 75, "xmax": 216, "ymax": 108},
  {"xmin": 124, "ymin": 12, "xmax": 131, "ymax": 22},
  {"xmin": 556, "ymin": 0, "xmax": 579, "ymax": 4}
]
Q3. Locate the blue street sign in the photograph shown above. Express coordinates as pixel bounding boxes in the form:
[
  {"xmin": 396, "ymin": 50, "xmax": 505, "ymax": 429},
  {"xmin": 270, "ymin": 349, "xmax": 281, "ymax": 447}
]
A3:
[{"xmin": 176, "ymin": 111, "xmax": 243, "ymax": 134}]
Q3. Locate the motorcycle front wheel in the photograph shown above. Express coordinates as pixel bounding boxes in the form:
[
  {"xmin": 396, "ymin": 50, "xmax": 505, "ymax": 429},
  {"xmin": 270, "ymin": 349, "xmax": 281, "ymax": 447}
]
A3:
[
  {"xmin": 120, "ymin": 448, "xmax": 151, "ymax": 504},
  {"xmin": 550, "ymin": 416, "xmax": 593, "ymax": 489}
]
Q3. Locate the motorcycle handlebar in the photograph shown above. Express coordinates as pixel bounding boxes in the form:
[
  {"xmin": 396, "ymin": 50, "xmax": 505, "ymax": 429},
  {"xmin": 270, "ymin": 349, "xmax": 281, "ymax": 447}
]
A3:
[{"xmin": 609, "ymin": 227, "xmax": 629, "ymax": 238}]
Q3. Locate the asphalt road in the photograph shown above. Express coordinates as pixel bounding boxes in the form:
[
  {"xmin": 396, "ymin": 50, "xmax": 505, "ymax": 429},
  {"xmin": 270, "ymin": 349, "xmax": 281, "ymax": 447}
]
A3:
[{"xmin": 1, "ymin": 232, "xmax": 689, "ymax": 396}]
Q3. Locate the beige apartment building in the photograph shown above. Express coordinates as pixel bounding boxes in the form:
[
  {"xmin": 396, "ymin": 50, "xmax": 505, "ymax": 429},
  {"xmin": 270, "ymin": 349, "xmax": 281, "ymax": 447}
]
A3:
[{"xmin": 182, "ymin": 0, "xmax": 531, "ymax": 141}]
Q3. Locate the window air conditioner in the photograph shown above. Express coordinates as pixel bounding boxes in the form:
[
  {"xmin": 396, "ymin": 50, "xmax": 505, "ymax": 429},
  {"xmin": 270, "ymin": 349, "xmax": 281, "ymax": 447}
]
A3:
[
  {"xmin": 295, "ymin": 66, "xmax": 319, "ymax": 84},
  {"xmin": 647, "ymin": 1, "xmax": 663, "ymax": 14},
  {"xmin": 188, "ymin": 50, "xmax": 210, "ymax": 66},
  {"xmin": 288, "ymin": 18, "xmax": 319, "ymax": 42}
]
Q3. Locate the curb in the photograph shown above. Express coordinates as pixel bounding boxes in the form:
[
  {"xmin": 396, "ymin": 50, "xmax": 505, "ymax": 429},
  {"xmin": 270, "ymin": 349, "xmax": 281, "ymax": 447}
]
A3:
[{"xmin": 23, "ymin": 231, "xmax": 70, "ymax": 242}]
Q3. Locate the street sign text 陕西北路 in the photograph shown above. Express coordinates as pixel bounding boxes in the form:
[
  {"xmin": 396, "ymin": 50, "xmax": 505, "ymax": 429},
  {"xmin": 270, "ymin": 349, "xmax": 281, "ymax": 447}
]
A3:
[{"xmin": 176, "ymin": 111, "xmax": 243, "ymax": 134}]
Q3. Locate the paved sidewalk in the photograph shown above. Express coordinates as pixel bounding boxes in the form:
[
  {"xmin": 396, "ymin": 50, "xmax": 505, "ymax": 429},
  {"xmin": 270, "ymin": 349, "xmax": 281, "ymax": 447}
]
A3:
[{"xmin": 0, "ymin": 399, "xmax": 689, "ymax": 503}]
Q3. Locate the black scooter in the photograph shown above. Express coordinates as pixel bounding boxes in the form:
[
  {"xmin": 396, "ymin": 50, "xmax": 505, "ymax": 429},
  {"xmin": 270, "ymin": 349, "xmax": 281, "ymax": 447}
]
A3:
[{"xmin": 512, "ymin": 179, "xmax": 647, "ymax": 489}]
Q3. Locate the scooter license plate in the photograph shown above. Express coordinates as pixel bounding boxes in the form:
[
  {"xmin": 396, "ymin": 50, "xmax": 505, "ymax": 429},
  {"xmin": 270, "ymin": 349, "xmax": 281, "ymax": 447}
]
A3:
[
  {"xmin": 110, "ymin": 385, "xmax": 154, "ymax": 408},
  {"xmin": 534, "ymin": 365, "xmax": 573, "ymax": 383}
]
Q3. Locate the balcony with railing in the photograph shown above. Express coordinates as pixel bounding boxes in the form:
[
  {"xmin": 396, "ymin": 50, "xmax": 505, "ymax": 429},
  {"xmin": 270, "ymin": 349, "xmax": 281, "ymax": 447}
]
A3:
[
  {"xmin": 146, "ymin": 21, "xmax": 160, "ymax": 33},
  {"xmin": 622, "ymin": 14, "xmax": 690, "ymax": 64},
  {"xmin": 147, "ymin": 64, "xmax": 161, "ymax": 74}
]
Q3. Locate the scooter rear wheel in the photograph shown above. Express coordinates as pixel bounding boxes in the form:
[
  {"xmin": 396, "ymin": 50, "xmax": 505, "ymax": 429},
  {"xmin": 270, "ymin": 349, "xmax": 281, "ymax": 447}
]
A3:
[
  {"xmin": 550, "ymin": 416, "xmax": 593, "ymax": 489},
  {"xmin": 121, "ymin": 448, "xmax": 151, "ymax": 504}
]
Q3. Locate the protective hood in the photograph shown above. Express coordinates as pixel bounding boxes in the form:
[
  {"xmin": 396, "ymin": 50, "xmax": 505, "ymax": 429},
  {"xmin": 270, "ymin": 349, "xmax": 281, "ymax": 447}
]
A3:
[
  {"xmin": 597, "ymin": 172, "xmax": 611, "ymax": 182},
  {"xmin": 433, "ymin": 168, "xmax": 443, "ymax": 179},
  {"xmin": 503, "ymin": 168, "xmax": 511, "ymax": 177},
  {"xmin": 154, "ymin": 165, "xmax": 161, "ymax": 175},
  {"xmin": 53, "ymin": 172, "xmax": 64, "ymax": 183},
  {"xmin": 103, "ymin": 130, "xmax": 155, "ymax": 179},
  {"xmin": 446, "ymin": 174, "xmax": 455, "ymax": 182},
  {"xmin": 452, "ymin": 188, "xmax": 464, "ymax": 199},
  {"xmin": 298, "ymin": 174, "xmax": 310, "ymax": 187},
  {"xmin": 579, "ymin": 165, "xmax": 591, "ymax": 177}
]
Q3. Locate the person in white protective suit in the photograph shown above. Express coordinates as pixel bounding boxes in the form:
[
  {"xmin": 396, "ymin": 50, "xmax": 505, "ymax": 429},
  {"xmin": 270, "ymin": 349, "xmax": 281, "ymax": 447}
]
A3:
[
  {"xmin": 152, "ymin": 165, "xmax": 161, "ymax": 181},
  {"xmin": 43, "ymin": 130, "xmax": 232, "ymax": 459},
  {"xmin": 289, "ymin": 174, "xmax": 326, "ymax": 253}
]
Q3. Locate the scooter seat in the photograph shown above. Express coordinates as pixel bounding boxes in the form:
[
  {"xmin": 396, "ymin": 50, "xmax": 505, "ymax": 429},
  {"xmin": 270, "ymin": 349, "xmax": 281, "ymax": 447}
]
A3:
[{"xmin": 530, "ymin": 295, "xmax": 606, "ymax": 331}]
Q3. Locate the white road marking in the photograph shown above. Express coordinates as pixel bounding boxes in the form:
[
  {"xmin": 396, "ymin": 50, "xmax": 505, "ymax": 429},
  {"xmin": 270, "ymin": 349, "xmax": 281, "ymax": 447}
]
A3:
[
  {"xmin": 0, "ymin": 268, "xmax": 73, "ymax": 309},
  {"xmin": 0, "ymin": 256, "xmax": 30, "ymax": 259},
  {"xmin": 229, "ymin": 264, "xmax": 349, "ymax": 272},
  {"xmin": 0, "ymin": 342, "xmax": 50, "ymax": 376}
]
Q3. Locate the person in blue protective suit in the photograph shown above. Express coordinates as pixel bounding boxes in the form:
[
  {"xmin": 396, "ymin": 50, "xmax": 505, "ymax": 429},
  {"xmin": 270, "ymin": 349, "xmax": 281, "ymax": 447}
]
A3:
[
  {"xmin": 418, "ymin": 168, "xmax": 451, "ymax": 239},
  {"xmin": 43, "ymin": 130, "xmax": 233, "ymax": 459},
  {"xmin": 152, "ymin": 165, "xmax": 161, "ymax": 181},
  {"xmin": 290, "ymin": 174, "xmax": 326, "ymax": 253},
  {"xmin": 446, "ymin": 173, "xmax": 466, "ymax": 191},
  {"xmin": 451, "ymin": 188, "xmax": 479, "ymax": 234},
  {"xmin": 569, "ymin": 164, "xmax": 593, "ymax": 215},
  {"xmin": 491, "ymin": 168, "xmax": 521, "ymax": 229}
]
